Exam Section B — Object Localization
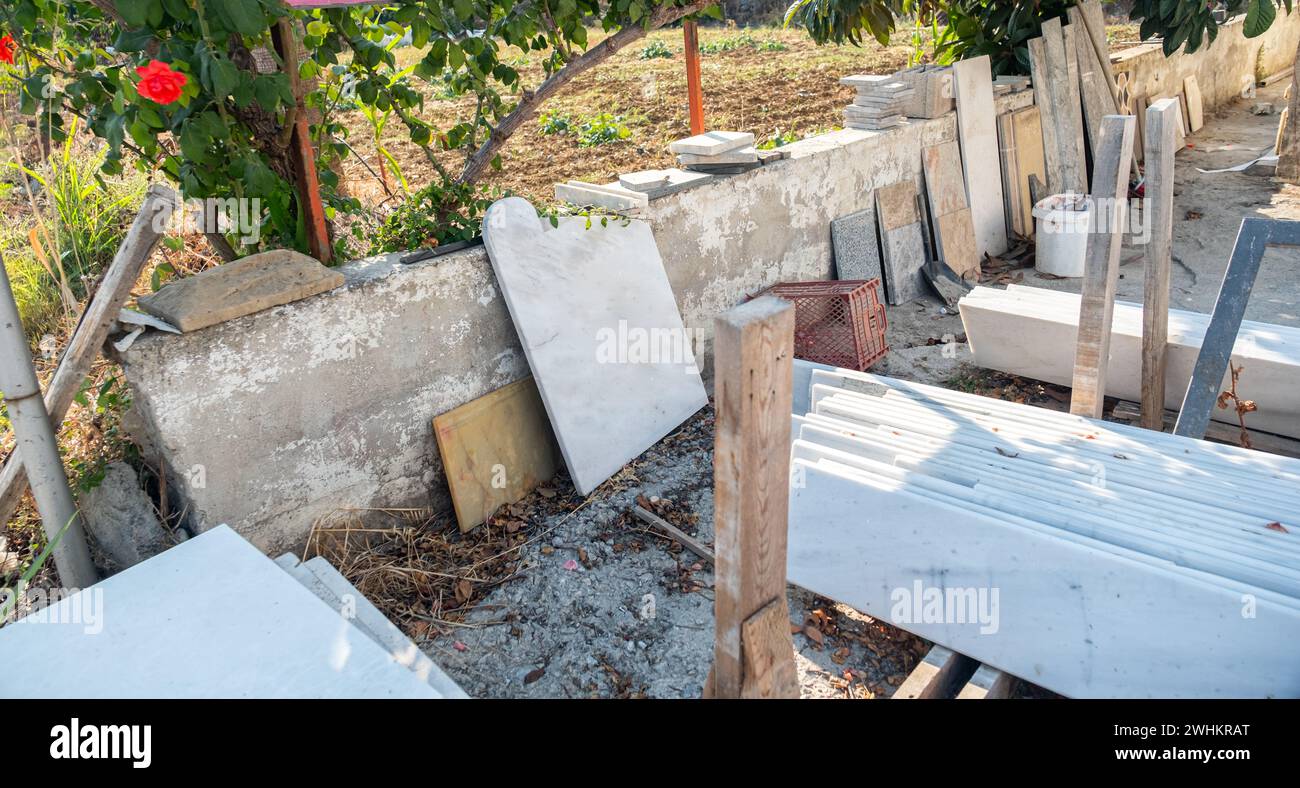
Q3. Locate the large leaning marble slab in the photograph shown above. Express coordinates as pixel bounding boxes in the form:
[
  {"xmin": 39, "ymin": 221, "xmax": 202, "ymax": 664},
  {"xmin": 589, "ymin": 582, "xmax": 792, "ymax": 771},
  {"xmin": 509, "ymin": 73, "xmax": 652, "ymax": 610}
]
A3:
[
  {"xmin": 0, "ymin": 526, "xmax": 442, "ymax": 698},
  {"xmin": 952, "ymin": 55, "xmax": 1008, "ymax": 259},
  {"xmin": 482, "ymin": 197, "xmax": 707, "ymax": 494},
  {"xmin": 958, "ymin": 285, "xmax": 1300, "ymax": 439}
]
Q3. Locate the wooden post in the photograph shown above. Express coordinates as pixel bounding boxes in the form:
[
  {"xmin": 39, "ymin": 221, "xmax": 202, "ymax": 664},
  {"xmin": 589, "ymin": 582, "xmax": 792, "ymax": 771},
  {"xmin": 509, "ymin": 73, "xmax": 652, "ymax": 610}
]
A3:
[
  {"xmin": 706, "ymin": 296, "xmax": 798, "ymax": 699},
  {"xmin": 683, "ymin": 21, "xmax": 705, "ymax": 135},
  {"xmin": 1069, "ymin": 115, "xmax": 1135, "ymax": 419},
  {"xmin": 273, "ymin": 19, "xmax": 331, "ymax": 264},
  {"xmin": 1139, "ymin": 98, "xmax": 1179, "ymax": 430},
  {"xmin": 0, "ymin": 185, "xmax": 180, "ymax": 529}
]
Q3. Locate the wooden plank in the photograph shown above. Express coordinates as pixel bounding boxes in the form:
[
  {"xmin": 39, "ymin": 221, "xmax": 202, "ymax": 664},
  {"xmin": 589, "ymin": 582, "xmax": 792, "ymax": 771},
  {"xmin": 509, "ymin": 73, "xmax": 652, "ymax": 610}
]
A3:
[
  {"xmin": 957, "ymin": 663, "xmax": 1020, "ymax": 699},
  {"xmin": 1184, "ymin": 75, "xmax": 1205, "ymax": 133},
  {"xmin": 893, "ymin": 644, "xmax": 979, "ymax": 699},
  {"xmin": 273, "ymin": 19, "xmax": 331, "ymax": 264},
  {"xmin": 1027, "ymin": 20, "xmax": 1086, "ymax": 195},
  {"xmin": 683, "ymin": 21, "xmax": 705, "ymax": 135},
  {"xmin": 433, "ymin": 376, "xmax": 560, "ymax": 533},
  {"xmin": 1140, "ymin": 98, "xmax": 1180, "ymax": 431},
  {"xmin": 1070, "ymin": 115, "xmax": 1136, "ymax": 419},
  {"xmin": 1174, "ymin": 219, "xmax": 1300, "ymax": 439},
  {"xmin": 1069, "ymin": 7, "xmax": 1113, "ymax": 165},
  {"xmin": 740, "ymin": 599, "xmax": 800, "ymax": 699},
  {"xmin": 632, "ymin": 504, "xmax": 714, "ymax": 563},
  {"xmin": 0, "ymin": 185, "xmax": 179, "ymax": 528},
  {"xmin": 708, "ymin": 295, "xmax": 797, "ymax": 699},
  {"xmin": 1060, "ymin": 22, "xmax": 1089, "ymax": 187},
  {"xmin": 1112, "ymin": 400, "xmax": 1300, "ymax": 459}
]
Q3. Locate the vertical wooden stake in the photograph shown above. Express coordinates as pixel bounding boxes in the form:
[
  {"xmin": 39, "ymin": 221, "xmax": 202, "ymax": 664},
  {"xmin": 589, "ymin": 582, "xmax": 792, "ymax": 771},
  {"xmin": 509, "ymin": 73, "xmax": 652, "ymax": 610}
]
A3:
[
  {"xmin": 1069, "ymin": 115, "xmax": 1135, "ymax": 419},
  {"xmin": 273, "ymin": 19, "xmax": 331, "ymax": 264},
  {"xmin": 683, "ymin": 21, "xmax": 705, "ymax": 136},
  {"xmin": 1139, "ymin": 98, "xmax": 1179, "ymax": 430},
  {"xmin": 707, "ymin": 296, "xmax": 798, "ymax": 699}
]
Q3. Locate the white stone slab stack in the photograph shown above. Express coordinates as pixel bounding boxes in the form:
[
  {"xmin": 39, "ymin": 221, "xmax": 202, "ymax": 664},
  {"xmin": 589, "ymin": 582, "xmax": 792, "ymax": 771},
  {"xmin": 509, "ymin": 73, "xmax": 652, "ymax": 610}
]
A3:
[
  {"xmin": 668, "ymin": 130, "xmax": 758, "ymax": 173},
  {"xmin": 958, "ymin": 285, "xmax": 1300, "ymax": 439},
  {"xmin": 840, "ymin": 75, "xmax": 915, "ymax": 130},
  {"xmin": 786, "ymin": 362, "xmax": 1300, "ymax": 698},
  {"xmin": 0, "ymin": 526, "xmax": 466, "ymax": 698}
]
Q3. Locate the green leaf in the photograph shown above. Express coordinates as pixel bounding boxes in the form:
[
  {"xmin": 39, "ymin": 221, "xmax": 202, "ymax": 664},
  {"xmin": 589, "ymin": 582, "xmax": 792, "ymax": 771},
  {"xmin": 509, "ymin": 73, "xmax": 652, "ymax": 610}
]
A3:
[
  {"xmin": 117, "ymin": 0, "xmax": 151, "ymax": 27},
  {"xmin": 1245, "ymin": 0, "xmax": 1278, "ymax": 38},
  {"xmin": 213, "ymin": 0, "xmax": 269, "ymax": 37}
]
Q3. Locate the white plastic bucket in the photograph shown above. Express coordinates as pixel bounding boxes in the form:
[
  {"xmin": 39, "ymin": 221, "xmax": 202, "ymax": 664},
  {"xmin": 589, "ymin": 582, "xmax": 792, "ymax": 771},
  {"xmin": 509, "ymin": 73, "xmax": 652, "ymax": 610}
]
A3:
[{"xmin": 1032, "ymin": 193, "xmax": 1091, "ymax": 278}]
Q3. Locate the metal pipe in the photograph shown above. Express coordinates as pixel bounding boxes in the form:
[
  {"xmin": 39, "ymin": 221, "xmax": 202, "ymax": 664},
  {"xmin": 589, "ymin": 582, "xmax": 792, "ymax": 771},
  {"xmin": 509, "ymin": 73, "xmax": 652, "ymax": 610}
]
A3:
[{"xmin": 0, "ymin": 251, "xmax": 97, "ymax": 589}]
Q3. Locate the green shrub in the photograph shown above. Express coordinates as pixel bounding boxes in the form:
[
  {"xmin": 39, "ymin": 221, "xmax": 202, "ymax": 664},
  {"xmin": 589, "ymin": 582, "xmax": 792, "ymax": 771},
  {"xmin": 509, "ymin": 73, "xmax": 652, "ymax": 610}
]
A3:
[
  {"xmin": 538, "ymin": 111, "xmax": 576, "ymax": 136},
  {"xmin": 369, "ymin": 179, "xmax": 498, "ymax": 254},
  {"xmin": 638, "ymin": 40, "xmax": 674, "ymax": 59},
  {"xmin": 577, "ymin": 114, "xmax": 632, "ymax": 147},
  {"xmin": 539, "ymin": 111, "xmax": 633, "ymax": 147}
]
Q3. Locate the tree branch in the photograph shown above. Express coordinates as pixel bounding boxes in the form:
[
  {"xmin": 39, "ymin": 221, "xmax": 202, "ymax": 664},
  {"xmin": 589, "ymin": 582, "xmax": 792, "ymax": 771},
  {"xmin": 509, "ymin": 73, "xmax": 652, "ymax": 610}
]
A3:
[{"xmin": 458, "ymin": 1, "xmax": 712, "ymax": 185}]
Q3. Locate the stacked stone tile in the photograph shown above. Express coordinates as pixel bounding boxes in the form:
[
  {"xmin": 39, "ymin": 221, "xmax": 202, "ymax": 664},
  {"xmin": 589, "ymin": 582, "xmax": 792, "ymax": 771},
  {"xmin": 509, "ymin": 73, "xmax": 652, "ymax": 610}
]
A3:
[
  {"xmin": 668, "ymin": 130, "xmax": 759, "ymax": 174},
  {"xmin": 840, "ymin": 75, "xmax": 915, "ymax": 131}
]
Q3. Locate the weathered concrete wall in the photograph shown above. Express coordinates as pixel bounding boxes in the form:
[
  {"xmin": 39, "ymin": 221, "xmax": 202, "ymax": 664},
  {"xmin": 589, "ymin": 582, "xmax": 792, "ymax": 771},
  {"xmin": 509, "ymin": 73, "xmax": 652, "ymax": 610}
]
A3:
[
  {"xmin": 120, "ymin": 92, "xmax": 1029, "ymax": 554},
  {"xmin": 1112, "ymin": 13, "xmax": 1300, "ymax": 112}
]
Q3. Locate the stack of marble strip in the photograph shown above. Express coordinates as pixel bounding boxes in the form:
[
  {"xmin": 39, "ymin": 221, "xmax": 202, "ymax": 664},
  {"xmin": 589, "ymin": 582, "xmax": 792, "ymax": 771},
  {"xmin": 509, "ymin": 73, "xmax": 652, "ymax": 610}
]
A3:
[
  {"xmin": 786, "ymin": 361, "xmax": 1300, "ymax": 698},
  {"xmin": 958, "ymin": 284, "xmax": 1300, "ymax": 438},
  {"xmin": 840, "ymin": 75, "xmax": 915, "ymax": 130},
  {"xmin": 668, "ymin": 130, "xmax": 758, "ymax": 173}
]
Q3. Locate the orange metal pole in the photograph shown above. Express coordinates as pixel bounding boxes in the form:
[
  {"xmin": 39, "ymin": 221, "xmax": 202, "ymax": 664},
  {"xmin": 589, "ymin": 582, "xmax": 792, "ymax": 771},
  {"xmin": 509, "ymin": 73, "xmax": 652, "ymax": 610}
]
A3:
[
  {"xmin": 683, "ymin": 21, "xmax": 705, "ymax": 135},
  {"xmin": 274, "ymin": 20, "xmax": 332, "ymax": 264}
]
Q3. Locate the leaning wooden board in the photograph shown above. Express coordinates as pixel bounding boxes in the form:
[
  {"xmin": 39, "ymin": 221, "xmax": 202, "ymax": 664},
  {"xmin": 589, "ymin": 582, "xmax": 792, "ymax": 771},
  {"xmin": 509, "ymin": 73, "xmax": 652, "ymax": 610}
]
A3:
[
  {"xmin": 0, "ymin": 185, "xmax": 179, "ymax": 528},
  {"xmin": 433, "ymin": 376, "xmax": 560, "ymax": 532}
]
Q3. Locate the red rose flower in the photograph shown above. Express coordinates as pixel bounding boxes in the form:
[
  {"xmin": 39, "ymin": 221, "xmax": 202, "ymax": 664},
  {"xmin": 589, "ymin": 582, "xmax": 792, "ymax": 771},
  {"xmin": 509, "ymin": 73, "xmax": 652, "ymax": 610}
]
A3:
[
  {"xmin": 135, "ymin": 60, "xmax": 187, "ymax": 105},
  {"xmin": 0, "ymin": 34, "xmax": 17, "ymax": 65}
]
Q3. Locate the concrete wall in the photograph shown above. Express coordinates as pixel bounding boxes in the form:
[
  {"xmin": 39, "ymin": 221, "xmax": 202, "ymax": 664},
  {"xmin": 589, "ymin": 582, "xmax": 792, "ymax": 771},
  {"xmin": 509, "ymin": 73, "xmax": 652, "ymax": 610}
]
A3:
[
  {"xmin": 1112, "ymin": 13, "xmax": 1300, "ymax": 112},
  {"xmin": 119, "ymin": 89, "xmax": 1029, "ymax": 554}
]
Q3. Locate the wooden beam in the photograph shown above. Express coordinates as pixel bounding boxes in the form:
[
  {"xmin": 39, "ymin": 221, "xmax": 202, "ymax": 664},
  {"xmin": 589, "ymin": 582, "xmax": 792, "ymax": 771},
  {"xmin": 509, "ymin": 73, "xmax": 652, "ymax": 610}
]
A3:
[
  {"xmin": 632, "ymin": 505, "xmax": 714, "ymax": 564},
  {"xmin": 273, "ymin": 19, "xmax": 331, "ymax": 264},
  {"xmin": 0, "ymin": 185, "xmax": 180, "ymax": 528},
  {"xmin": 1140, "ymin": 98, "xmax": 1180, "ymax": 430},
  {"xmin": 706, "ymin": 295, "xmax": 797, "ymax": 699},
  {"xmin": 683, "ymin": 21, "xmax": 705, "ymax": 136},
  {"xmin": 893, "ymin": 645, "xmax": 979, "ymax": 699},
  {"xmin": 1069, "ymin": 115, "xmax": 1135, "ymax": 419}
]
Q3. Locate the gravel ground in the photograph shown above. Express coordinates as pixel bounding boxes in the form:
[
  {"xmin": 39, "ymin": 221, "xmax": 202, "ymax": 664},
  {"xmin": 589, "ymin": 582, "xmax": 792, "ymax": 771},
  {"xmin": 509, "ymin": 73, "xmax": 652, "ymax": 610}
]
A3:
[{"xmin": 434, "ymin": 406, "xmax": 930, "ymax": 699}]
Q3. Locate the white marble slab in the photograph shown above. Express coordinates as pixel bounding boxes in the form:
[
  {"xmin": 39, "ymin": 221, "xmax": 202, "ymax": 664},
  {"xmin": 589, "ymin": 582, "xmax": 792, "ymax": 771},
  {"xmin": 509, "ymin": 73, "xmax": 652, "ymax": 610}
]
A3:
[
  {"xmin": 482, "ymin": 197, "xmax": 707, "ymax": 494},
  {"xmin": 0, "ymin": 526, "xmax": 441, "ymax": 698},
  {"xmin": 958, "ymin": 286, "xmax": 1300, "ymax": 438},
  {"xmin": 668, "ymin": 131, "xmax": 754, "ymax": 156},
  {"xmin": 952, "ymin": 55, "xmax": 1008, "ymax": 258},
  {"xmin": 786, "ymin": 458, "xmax": 1300, "ymax": 697}
]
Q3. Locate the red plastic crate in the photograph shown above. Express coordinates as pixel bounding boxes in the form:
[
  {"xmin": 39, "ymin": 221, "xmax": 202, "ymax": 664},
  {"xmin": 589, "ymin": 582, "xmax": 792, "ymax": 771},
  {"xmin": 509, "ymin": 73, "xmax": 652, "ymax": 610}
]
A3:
[{"xmin": 753, "ymin": 280, "xmax": 888, "ymax": 371}]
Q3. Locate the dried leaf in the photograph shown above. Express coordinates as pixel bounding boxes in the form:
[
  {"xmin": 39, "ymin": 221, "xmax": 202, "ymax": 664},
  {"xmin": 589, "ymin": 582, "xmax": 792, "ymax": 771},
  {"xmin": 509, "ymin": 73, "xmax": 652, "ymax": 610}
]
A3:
[
  {"xmin": 524, "ymin": 667, "xmax": 546, "ymax": 684},
  {"xmin": 803, "ymin": 624, "xmax": 824, "ymax": 648},
  {"xmin": 831, "ymin": 647, "xmax": 850, "ymax": 665},
  {"xmin": 1266, "ymin": 521, "xmax": 1290, "ymax": 533}
]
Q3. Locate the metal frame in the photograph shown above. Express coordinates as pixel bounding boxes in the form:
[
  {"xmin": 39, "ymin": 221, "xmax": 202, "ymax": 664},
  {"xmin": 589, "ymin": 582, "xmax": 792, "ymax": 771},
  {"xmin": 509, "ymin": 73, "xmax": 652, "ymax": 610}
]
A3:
[{"xmin": 1173, "ymin": 217, "xmax": 1300, "ymax": 439}]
